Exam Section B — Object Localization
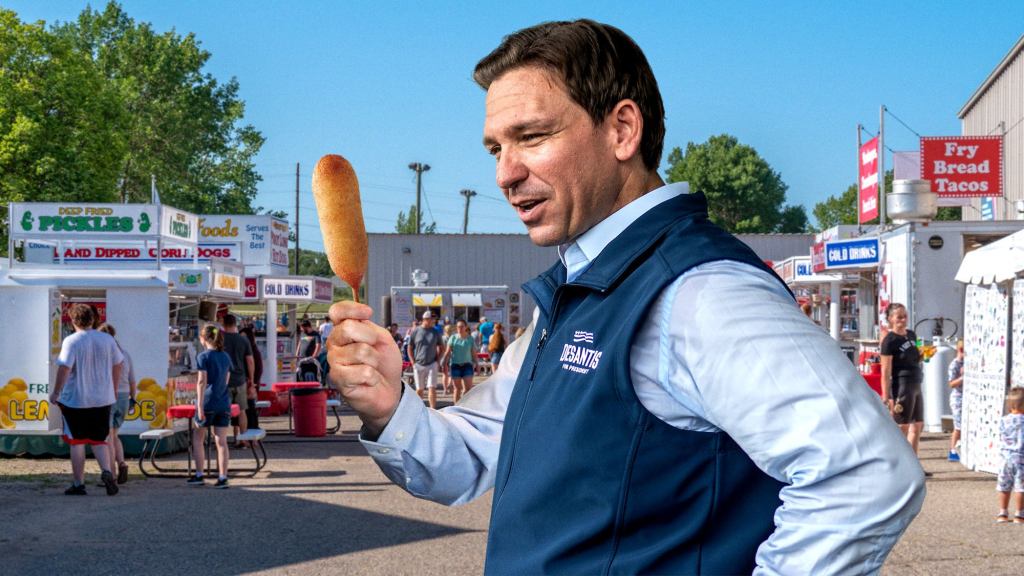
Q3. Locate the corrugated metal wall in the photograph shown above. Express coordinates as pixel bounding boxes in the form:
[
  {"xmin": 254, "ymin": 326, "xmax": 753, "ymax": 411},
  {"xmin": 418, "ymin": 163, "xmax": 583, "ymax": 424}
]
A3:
[
  {"xmin": 367, "ymin": 234, "xmax": 555, "ymax": 325},
  {"xmin": 961, "ymin": 41, "xmax": 1024, "ymax": 220},
  {"xmin": 366, "ymin": 232, "xmax": 813, "ymax": 325}
]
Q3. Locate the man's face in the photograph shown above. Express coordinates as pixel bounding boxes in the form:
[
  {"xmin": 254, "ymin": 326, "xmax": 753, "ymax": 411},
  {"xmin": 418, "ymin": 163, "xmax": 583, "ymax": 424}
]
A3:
[
  {"xmin": 421, "ymin": 317, "xmax": 434, "ymax": 328},
  {"xmin": 483, "ymin": 66, "xmax": 624, "ymax": 247}
]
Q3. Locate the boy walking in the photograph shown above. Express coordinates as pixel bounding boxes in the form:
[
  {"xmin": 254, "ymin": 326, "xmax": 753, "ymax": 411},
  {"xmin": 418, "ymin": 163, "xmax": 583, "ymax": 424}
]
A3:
[{"xmin": 49, "ymin": 304, "xmax": 124, "ymax": 495}]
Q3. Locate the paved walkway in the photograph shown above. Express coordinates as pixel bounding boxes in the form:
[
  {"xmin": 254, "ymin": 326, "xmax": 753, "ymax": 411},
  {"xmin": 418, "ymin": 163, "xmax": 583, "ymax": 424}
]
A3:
[{"xmin": 0, "ymin": 398, "xmax": 1018, "ymax": 575}]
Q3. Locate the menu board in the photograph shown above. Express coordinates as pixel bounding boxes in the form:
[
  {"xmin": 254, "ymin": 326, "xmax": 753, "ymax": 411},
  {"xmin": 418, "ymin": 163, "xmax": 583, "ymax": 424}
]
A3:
[{"xmin": 961, "ymin": 283, "xmax": 1009, "ymax": 474}]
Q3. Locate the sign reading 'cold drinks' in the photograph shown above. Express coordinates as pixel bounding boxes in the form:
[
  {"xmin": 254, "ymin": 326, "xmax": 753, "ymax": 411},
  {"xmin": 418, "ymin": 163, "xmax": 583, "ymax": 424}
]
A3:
[{"xmin": 921, "ymin": 136, "xmax": 1003, "ymax": 198}]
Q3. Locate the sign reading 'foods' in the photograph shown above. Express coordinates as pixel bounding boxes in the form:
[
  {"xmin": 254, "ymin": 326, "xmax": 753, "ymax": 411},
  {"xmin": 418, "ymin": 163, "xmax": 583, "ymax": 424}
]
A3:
[{"xmin": 921, "ymin": 136, "xmax": 1003, "ymax": 197}]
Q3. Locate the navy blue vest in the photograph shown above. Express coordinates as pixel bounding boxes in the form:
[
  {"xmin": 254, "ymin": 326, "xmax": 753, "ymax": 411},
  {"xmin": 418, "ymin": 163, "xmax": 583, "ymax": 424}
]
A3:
[{"xmin": 485, "ymin": 193, "xmax": 788, "ymax": 575}]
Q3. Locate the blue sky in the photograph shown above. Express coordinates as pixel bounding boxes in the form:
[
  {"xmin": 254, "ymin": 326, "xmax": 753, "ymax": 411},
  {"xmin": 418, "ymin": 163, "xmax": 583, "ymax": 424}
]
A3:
[{"xmin": 6, "ymin": 1, "xmax": 1024, "ymax": 250}]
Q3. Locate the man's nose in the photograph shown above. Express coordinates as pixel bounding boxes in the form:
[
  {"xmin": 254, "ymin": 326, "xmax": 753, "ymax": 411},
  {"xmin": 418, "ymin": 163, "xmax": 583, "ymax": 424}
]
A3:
[{"xmin": 495, "ymin": 148, "xmax": 528, "ymax": 190}]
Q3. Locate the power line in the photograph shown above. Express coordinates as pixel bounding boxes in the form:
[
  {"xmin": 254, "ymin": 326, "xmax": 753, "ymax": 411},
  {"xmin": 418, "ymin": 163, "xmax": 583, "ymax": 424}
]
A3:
[
  {"xmin": 884, "ymin": 107, "xmax": 922, "ymax": 139},
  {"xmin": 858, "ymin": 126, "xmax": 899, "ymax": 155}
]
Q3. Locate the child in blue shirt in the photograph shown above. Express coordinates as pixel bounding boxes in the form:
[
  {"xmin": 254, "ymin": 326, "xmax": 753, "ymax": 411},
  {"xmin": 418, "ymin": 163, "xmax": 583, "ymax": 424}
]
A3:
[
  {"xmin": 996, "ymin": 387, "xmax": 1024, "ymax": 523},
  {"xmin": 190, "ymin": 324, "xmax": 233, "ymax": 488}
]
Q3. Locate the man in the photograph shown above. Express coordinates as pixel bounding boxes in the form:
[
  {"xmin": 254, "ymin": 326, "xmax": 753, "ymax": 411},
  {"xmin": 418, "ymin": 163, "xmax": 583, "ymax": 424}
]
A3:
[
  {"xmin": 221, "ymin": 314, "xmax": 255, "ymax": 444},
  {"xmin": 327, "ymin": 20, "xmax": 924, "ymax": 574},
  {"xmin": 318, "ymin": 317, "xmax": 333, "ymax": 342},
  {"xmin": 49, "ymin": 304, "xmax": 124, "ymax": 496},
  {"xmin": 477, "ymin": 316, "xmax": 494, "ymax": 354},
  {"xmin": 388, "ymin": 323, "xmax": 403, "ymax": 348},
  {"xmin": 297, "ymin": 319, "xmax": 323, "ymax": 382},
  {"xmin": 406, "ymin": 311, "xmax": 443, "ymax": 409}
]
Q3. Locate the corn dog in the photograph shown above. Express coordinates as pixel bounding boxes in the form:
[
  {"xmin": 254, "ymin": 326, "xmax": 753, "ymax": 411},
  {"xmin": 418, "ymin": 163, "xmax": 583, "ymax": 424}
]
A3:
[{"xmin": 312, "ymin": 154, "xmax": 367, "ymax": 302}]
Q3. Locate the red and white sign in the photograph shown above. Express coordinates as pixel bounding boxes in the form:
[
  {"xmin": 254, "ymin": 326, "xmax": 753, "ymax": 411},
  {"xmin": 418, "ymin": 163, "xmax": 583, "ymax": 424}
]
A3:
[
  {"xmin": 33, "ymin": 243, "xmax": 239, "ymax": 263},
  {"xmin": 314, "ymin": 278, "xmax": 334, "ymax": 303},
  {"xmin": 921, "ymin": 136, "xmax": 1003, "ymax": 198},
  {"xmin": 811, "ymin": 242, "xmax": 827, "ymax": 273},
  {"xmin": 243, "ymin": 277, "xmax": 258, "ymax": 300},
  {"xmin": 859, "ymin": 137, "xmax": 880, "ymax": 224}
]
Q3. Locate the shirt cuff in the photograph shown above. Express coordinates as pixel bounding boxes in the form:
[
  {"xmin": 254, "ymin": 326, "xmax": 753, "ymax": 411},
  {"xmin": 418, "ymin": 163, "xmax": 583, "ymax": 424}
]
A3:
[{"xmin": 359, "ymin": 384, "xmax": 423, "ymax": 470}]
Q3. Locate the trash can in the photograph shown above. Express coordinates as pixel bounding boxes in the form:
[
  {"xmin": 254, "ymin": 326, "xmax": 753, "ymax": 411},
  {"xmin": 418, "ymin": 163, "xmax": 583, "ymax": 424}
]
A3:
[{"xmin": 292, "ymin": 388, "xmax": 326, "ymax": 437}]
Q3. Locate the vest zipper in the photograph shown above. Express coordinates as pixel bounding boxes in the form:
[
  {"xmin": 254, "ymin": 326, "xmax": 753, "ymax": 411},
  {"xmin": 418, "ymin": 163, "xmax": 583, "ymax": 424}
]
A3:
[
  {"xmin": 529, "ymin": 328, "xmax": 548, "ymax": 380},
  {"xmin": 494, "ymin": 289, "xmax": 562, "ymax": 506}
]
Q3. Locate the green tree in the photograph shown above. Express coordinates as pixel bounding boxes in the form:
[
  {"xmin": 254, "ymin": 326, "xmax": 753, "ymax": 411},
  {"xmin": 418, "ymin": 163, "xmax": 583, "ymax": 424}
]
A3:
[
  {"xmin": 778, "ymin": 204, "xmax": 810, "ymax": 233},
  {"xmin": 812, "ymin": 183, "xmax": 859, "ymax": 230},
  {"xmin": 56, "ymin": 1, "xmax": 264, "ymax": 214},
  {"xmin": 665, "ymin": 134, "xmax": 794, "ymax": 233},
  {"xmin": 395, "ymin": 204, "xmax": 437, "ymax": 234},
  {"xmin": 0, "ymin": 8, "xmax": 126, "ymax": 252},
  {"xmin": 290, "ymin": 248, "xmax": 333, "ymax": 277}
]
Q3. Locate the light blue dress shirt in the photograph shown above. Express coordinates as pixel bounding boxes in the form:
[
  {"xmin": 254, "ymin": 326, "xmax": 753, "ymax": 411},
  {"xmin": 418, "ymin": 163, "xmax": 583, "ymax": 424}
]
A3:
[{"xmin": 361, "ymin": 182, "xmax": 925, "ymax": 575}]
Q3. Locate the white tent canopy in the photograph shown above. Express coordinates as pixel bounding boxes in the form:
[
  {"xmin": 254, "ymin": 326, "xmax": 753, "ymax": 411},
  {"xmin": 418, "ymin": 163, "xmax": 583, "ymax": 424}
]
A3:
[{"xmin": 956, "ymin": 229, "xmax": 1024, "ymax": 285}]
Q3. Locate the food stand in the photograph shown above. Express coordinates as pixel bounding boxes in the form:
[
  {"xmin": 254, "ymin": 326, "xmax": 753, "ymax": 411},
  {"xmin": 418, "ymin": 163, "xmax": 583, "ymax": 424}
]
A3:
[
  {"xmin": 258, "ymin": 275, "xmax": 334, "ymax": 386},
  {"xmin": 1, "ymin": 202, "xmax": 200, "ymax": 454},
  {"xmin": 954, "ymin": 228, "xmax": 1024, "ymax": 473},
  {"xmin": 388, "ymin": 285, "xmax": 515, "ymax": 328}
]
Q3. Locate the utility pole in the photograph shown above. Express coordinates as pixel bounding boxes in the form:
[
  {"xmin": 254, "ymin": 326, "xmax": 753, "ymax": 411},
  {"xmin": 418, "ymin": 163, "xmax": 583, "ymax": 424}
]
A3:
[
  {"xmin": 294, "ymin": 162, "xmax": 300, "ymax": 275},
  {"xmin": 408, "ymin": 162, "xmax": 431, "ymax": 234},
  {"xmin": 460, "ymin": 189, "xmax": 477, "ymax": 234}
]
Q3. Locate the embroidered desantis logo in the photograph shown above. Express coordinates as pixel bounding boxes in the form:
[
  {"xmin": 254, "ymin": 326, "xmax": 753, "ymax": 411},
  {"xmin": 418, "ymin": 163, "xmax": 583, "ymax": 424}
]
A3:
[{"xmin": 560, "ymin": 331, "xmax": 602, "ymax": 375}]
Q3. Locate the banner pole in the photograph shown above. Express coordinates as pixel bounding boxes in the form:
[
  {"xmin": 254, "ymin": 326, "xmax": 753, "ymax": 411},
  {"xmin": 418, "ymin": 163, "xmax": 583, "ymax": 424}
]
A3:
[
  {"xmin": 857, "ymin": 124, "xmax": 863, "ymax": 231},
  {"xmin": 879, "ymin": 106, "xmax": 886, "ymax": 227}
]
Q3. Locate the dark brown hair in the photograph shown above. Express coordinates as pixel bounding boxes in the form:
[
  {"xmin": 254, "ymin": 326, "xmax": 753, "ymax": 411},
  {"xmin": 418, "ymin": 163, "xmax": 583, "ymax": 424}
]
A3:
[
  {"xmin": 69, "ymin": 304, "xmax": 95, "ymax": 329},
  {"xmin": 201, "ymin": 324, "xmax": 225, "ymax": 351},
  {"xmin": 885, "ymin": 303, "xmax": 907, "ymax": 320},
  {"xmin": 474, "ymin": 19, "xmax": 665, "ymax": 170},
  {"xmin": 222, "ymin": 313, "xmax": 237, "ymax": 328},
  {"xmin": 489, "ymin": 322, "xmax": 506, "ymax": 353},
  {"xmin": 98, "ymin": 323, "xmax": 116, "ymax": 338}
]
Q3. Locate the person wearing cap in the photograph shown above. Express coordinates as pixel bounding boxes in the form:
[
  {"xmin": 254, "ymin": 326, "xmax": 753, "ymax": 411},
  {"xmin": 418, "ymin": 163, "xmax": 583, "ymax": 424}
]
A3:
[
  {"xmin": 406, "ymin": 311, "xmax": 444, "ymax": 409},
  {"xmin": 477, "ymin": 316, "xmax": 494, "ymax": 354}
]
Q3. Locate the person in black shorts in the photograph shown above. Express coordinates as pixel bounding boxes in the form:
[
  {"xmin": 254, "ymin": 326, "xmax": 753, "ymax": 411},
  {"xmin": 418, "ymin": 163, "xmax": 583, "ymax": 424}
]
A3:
[
  {"xmin": 49, "ymin": 304, "xmax": 124, "ymax": 495},
  {"xmin": 189, "ymin": 324, "xmax": 233, "ymax": 488},
  {"xmin": 296, "ymin": 320, "xmax": 322, "ymax": 382},
  {"xmin": 880, "ymin": 303, "xmax": 925, "ymax": 455},
  {"xmin": 221, "ymin": 314, "xmax": 254, "ymax": 446}
]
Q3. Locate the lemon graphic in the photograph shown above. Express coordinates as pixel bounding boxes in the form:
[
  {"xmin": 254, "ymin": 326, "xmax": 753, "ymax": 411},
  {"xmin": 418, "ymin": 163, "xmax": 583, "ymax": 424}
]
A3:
[
  {"xmin": 4, "ymin": 378, "xmax": 27, "ymax": 392},
  {"xmin": 0, "ymin": 411, "xmax": 14, "ymax": 429},
  {"xmin": 149, "ymin": 412, "xmax": 167, "ymax": 429},
  {"xmin": 138, "ymin": 378, "xmax": 158, "ymax": 391}
]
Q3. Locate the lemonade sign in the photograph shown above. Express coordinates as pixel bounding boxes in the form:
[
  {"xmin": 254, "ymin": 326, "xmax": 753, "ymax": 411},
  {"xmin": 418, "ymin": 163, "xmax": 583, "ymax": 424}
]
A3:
[
  {"xmin": 119, "ymin": 377, "xmax": 173, "ymax": 433},
  {"xmin": 0, "ymin": 378, "xmax": 51, "ymax": 431}
]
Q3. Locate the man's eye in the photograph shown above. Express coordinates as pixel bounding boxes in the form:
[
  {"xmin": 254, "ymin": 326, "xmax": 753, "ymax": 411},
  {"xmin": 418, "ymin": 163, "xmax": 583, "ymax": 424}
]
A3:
[
  {"xmin": 523, "ymin": 133, "xmax": 545, "ymax": 143},
  {"xmin": 488, "ymin": 145, "xmax": 501, "ymax": 158}
]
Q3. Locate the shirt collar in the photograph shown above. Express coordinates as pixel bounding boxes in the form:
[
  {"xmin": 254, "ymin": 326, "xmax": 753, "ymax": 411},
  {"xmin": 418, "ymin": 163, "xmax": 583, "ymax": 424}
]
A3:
[{"xmin": 558, "ymin": 182, "xmax": 689, "ymax": 282}]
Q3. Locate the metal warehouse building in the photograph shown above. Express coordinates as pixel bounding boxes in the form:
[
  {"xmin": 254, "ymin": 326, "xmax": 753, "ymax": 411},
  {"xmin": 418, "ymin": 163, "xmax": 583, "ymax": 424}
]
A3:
[
  {"xmin": 366, "ymin": 231, "xmax": 813, "ymax": 328},
  {"xmin": 959, "ymin": 34, "xmax": 1024, "ymax": 220}
]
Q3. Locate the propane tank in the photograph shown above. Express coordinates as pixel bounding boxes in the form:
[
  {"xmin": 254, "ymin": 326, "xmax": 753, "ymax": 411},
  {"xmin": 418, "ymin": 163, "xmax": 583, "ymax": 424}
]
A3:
[{"xmin": 923, "ymin": 337, "xmax": 956, "ymax": 433}]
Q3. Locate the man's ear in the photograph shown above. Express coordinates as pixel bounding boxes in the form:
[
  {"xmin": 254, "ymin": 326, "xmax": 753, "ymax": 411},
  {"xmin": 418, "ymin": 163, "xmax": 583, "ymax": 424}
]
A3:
[{"xmin": 609, "ymin": 99, "xmax": 643, "ymax": 162}]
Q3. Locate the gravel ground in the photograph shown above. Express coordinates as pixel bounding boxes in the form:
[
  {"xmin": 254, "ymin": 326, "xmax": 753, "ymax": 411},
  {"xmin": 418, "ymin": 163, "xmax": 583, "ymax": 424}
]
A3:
[{"xmin": 2, "ymin": 398, "xmax": 1019, "ymax": 575}]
